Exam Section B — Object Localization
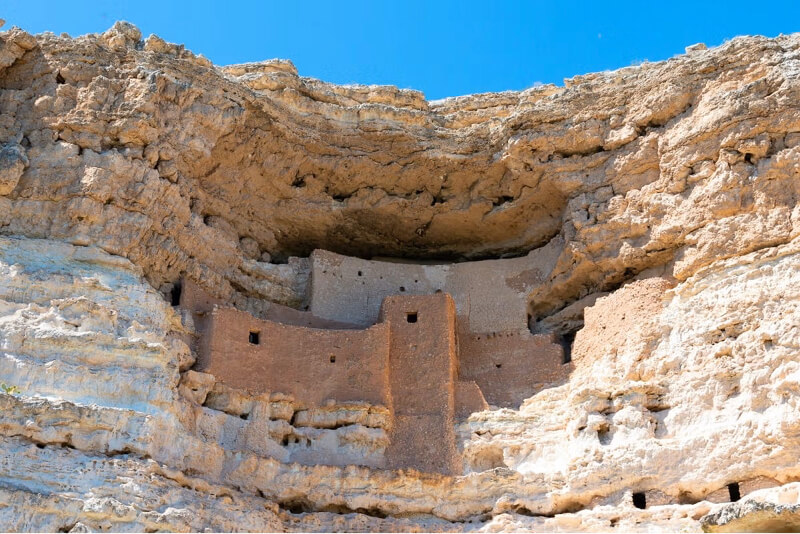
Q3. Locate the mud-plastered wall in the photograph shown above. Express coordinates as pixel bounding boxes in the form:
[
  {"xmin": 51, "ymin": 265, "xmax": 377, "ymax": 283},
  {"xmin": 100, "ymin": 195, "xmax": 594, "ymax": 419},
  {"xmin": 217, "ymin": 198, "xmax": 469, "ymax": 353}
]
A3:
[
  {"xmin": 381, "ymin": 293, "xmax": 461, "ymax": 475},
  {"xmin": 458, "ymin": 328, "xmax": 571, "ymax": 407},
  {"xmin": 309, "ymin": 245, "xmax": 562, "ymax": 333},
  {"xmin": 197, "ymin": 307, "xmax": 391, "ymax": 408}
]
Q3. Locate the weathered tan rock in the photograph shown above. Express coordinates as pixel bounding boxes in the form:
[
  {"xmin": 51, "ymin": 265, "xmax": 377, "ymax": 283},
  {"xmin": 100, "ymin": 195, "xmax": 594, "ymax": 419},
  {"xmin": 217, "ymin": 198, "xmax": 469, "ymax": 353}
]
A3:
[
  {"xmin": 0, "ymin": 143, "xmax": 26, "ymax": 194},
  {"xmin": 1, "ymin": 23, "xmax": 799, "ymax": 322},
  {"xmin": 2, "ymin": 21, "xmax": 800, "ymax": 532}
]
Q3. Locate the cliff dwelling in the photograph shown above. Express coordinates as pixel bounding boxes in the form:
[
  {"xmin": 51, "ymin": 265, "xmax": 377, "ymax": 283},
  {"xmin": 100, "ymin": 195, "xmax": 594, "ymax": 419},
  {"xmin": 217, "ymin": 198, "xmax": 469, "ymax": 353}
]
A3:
[
  {"xmin": 182, "ymin": 249, "xmax": 571, "ymax": 474},
  {"xmin": 6, "ymin": 21, "xmax": 800, "ymax": 532}
]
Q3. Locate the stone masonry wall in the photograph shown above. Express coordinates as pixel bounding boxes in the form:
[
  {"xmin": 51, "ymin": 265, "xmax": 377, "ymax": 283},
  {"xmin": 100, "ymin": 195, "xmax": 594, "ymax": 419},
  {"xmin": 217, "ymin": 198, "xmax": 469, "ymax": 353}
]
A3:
[
  {"xmin": 189, "ymin": 268, "xmax": 571, "ymax": 471},
  {"xmin": 309, "ymin": 247, "xmax": 560, "ymax": 333},
  {"xmin": 458, "ymin": 328, "xmax": 571, "ymax": 407},
  {"xmin": 381, "ymin": 293, "xmax": 461, "ymax": 475},
  {"xmin": 196, "ymin": 307, "xmax": 392, "ymax": 408}
]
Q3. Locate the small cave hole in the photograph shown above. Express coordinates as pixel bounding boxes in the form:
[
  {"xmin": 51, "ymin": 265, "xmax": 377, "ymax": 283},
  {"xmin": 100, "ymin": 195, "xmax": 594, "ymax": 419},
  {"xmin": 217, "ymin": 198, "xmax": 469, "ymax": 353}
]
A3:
[
  {"xmin": 240, "ymin": 413, "xmax": 249, "ymax": 420},
  {"xmin": 56, "ymin": 72, "xmax": 65, "ymax": 84},
  {"xmin": 744, "ymin": 153, "xmax": 754, "ymax": 164},
  {"xmin": 728, "ymin": 482, "xmax": 741, "ymax": 502},
  {"xmin": 280, "ymin": 498, "xmax": 313, "ymax": 514},
  {"xmin": 249, "ymin": 331, "xmax": 260, "ymax": 345},
  {"xmin": 329, "ymin": 354, "xmax": 336, "ymax": 363},
  {"xmin": 36, "ymin": 443, "xmax": 45, "ymax": 449},
  {"xmin": 357, "ymin": 270, "xmax": 363, "ymax": 276},
  {"xmin": 469, "ymin": 445, "xmax": 507, "ymax": 472},
  {"xmin": 598, "ymin": 423, "xmax": 612, "ymax": 445},
  {"xmin": 399, "ymin": 286, "xmax": 405, "ymax": 292},
  {"xmin": 170, "ymin": 283, "xmax": 182, "ymax": 307},
  {"xmin": 632, "ymin": 492, "xmax": 647, "ymax": 509},
  {"xmin": 406, "ymin": 312, "xmax": 418, "ymax": 323},
  {"xmin": 495, "ymin": 363, "xmax": 502, "ymax": 369},
  {"xmin": 492, "ymin": 195, "xmax": 514, "ymax": 207},
  {"xmin": 559, "ymin": 330, "xmax": 577, "ymax": 364}
]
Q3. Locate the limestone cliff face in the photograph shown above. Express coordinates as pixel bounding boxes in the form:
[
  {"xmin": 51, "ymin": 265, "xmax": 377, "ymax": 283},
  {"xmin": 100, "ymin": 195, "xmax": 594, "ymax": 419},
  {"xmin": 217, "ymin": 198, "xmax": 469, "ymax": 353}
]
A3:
[{"xmin": 2, "ymin": 20, "xmax": 800, "ymax": 532}]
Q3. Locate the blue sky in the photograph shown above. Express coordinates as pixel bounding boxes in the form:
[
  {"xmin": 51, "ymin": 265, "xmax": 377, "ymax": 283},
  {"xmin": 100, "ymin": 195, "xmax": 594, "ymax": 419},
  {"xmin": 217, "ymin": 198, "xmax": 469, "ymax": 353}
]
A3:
[{"xmin": 4, "ymin": 1, "xmax": 800, "ymax": 100}]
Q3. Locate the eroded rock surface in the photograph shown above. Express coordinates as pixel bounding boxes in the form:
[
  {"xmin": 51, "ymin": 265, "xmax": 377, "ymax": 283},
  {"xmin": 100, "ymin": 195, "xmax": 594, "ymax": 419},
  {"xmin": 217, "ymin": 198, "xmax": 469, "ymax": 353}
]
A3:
[{"xmin": 1, "ymin": 21, "xmax": 800, "ymax": 532}]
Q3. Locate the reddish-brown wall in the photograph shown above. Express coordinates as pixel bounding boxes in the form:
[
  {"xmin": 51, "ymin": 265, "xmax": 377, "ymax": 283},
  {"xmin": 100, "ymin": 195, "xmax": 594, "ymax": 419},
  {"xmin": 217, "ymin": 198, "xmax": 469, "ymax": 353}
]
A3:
[
  {"xmin": 180, "ymin": 278, "xmax": 357, "ymax": 329},
  {"xmin": 260, "ymin": 303, "xmax": 359, "ymax": 329},
  {"xmin": 454, "ymin": 380, "xmax": 489, "ymax": 419},
  {"xmin": 458, "ymin": 326, "xmax": 570, "ymax": 408},
  {"xmin": 196, "ymin": 307, "xmax": 391, "ymax": 408},
  {"xmin": 381, "ymin": 293, "xmax": 461, "ymax": 475},
  {"xmin": 180, "ymin": 279, "xmax": 226, "ymax": 314},
  {"xmin": 188, "ymin": 274, "xmax": 572, "ymax": 473}
]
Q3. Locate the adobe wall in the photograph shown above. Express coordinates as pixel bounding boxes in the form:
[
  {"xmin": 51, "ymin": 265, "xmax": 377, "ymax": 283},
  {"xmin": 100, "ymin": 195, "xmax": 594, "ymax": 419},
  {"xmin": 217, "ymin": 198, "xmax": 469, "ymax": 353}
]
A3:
[
  {"xmin": 180, "ymin": 278, "xmax": 357, "ymax": 329},
  {"xmin": 572, "ymin": 277, "xmax": 673, "ymax": 362},
  {"xmin": 196, "ymin": 307, "xmax": 392, "ymax": 408},
  {"xmin": 180, "ymin": 278, "xmax": 227, "ymax": 314},
  {"xmin": 259, "ymin": 302, "xmax": 360, "ymax": 329},
  {"xmin": 458, "ymin": 328, "xmax": 570, "ymax": 408},
  {"xmin": 381, "ymin": 293, "xmax": 461, "ymax": 475},
  {"xmin": 454, "ymin": 380, "xmax": 489, "ymax": 419},
  {"xmin": 309, "ymin": 248, "xmax": 555, "ymax": 333}
]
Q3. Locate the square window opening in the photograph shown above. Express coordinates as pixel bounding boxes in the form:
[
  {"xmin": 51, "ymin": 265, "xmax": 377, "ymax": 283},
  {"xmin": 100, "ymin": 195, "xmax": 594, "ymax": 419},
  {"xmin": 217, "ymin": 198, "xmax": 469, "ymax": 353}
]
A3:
[
  {"xmin": 249, "ymin": 331, "xmax": 260, "ymax": 345},
  {"xmin": 406, "ymin": 312, "xmax": 418, "ymax": 323}
]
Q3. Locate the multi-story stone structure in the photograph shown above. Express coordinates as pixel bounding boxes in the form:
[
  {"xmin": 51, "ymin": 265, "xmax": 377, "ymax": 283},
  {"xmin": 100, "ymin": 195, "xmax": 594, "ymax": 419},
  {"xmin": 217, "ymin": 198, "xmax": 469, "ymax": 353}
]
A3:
[{"xmin": 183, "ymin": 249, "xmax": 571, "ymax": 474}]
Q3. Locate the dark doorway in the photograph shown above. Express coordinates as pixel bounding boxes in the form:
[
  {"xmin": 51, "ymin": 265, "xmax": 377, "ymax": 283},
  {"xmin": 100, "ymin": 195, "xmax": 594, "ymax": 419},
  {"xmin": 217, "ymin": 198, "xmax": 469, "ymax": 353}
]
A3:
[
  {"xmin": 728, "ymin": 483, "xmax": 741, "ymax": 502},
  {"xmin": 170, "ymin": 283, "xmax": 182, "ymax": 306}
]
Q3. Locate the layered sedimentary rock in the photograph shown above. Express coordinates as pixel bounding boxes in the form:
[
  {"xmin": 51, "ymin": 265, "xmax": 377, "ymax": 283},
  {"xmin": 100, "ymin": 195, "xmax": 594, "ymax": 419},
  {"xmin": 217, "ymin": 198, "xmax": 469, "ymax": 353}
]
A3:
[{"xmin": 2, "ymin": 19, "xmax": 800, "ymax": 531}]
